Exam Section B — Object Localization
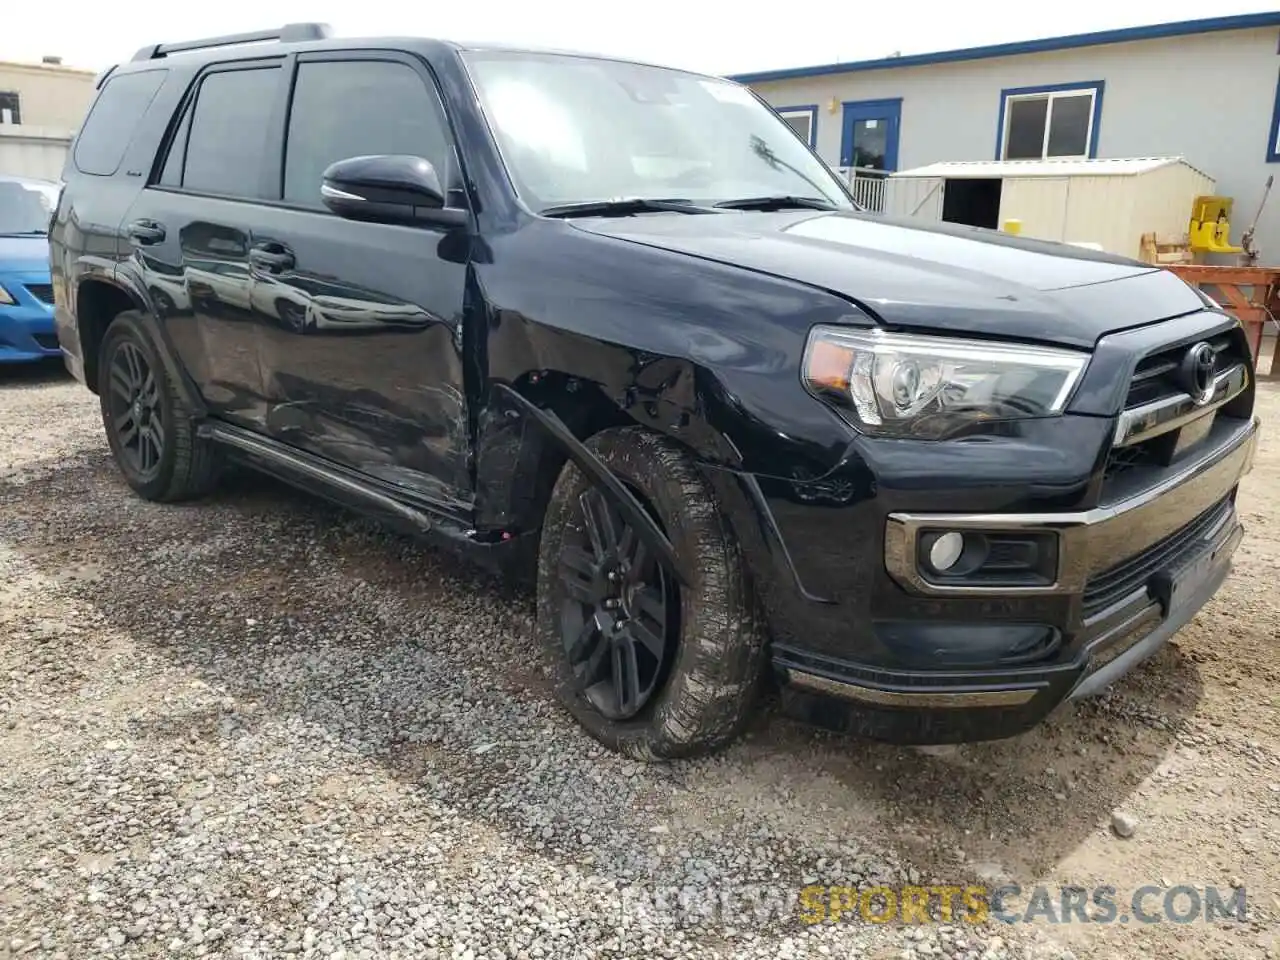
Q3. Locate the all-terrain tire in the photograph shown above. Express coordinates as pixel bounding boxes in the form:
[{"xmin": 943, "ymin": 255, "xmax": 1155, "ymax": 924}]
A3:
[
  {"xmin": 537, "ymin": 426, "xmax": 768, "ymax": 759},
  {"xmin": 98, "ymin": 311, "xmax": 221, "ymax": 502}
]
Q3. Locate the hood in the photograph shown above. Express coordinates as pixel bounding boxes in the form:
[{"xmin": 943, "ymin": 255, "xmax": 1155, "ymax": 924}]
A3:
[
  {"xmin": 568, "ymin": 210, "xmax": 1205, "ymax": 349},
  {"xmin": 0, "ymin": 234, "xmax": 50, "ymax": 275}
]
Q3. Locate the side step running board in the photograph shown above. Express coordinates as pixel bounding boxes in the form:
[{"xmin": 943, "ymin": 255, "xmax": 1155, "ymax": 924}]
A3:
[{"xmin": 199, "ymin": 421, "xmax": 436, "ymax": 533}]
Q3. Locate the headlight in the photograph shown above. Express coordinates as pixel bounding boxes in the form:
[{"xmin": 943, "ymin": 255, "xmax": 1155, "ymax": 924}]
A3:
[
  {"xmin": 0, "ymin": 285, "xmax": 14, "ymax": 306},
  {"xmin": 802, "ymin": 326, "xmax": 1089, "ymax": 439}
]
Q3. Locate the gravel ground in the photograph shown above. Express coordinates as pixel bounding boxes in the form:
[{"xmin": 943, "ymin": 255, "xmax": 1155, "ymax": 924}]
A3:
[{"xmin": 0, "ymin": 361, "xmax": 1277, "ymax": 960}]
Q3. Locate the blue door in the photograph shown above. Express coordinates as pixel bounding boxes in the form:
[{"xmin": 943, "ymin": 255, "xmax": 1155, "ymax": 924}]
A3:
[{"xmin": 840, "ymin": 99, "xmax": 902, "ymax": 172}]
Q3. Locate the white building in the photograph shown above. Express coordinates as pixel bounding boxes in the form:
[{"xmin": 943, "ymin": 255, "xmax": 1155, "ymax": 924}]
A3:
[
  {"xmin": 731, "ymin": 13, "xmax": 1280, "ymax": 259},
  {"xmin": 0, "ymin": 57, "xmax": 96, "ymax": 181}
]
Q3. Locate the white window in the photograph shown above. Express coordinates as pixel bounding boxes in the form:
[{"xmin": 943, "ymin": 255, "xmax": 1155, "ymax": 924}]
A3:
[
  {"xmin": 0, "ymin": 91, "xmax": 20, "ymax": 125},
  {"xmin": 777, "ymin": 107, "xmax": 816, "ymax": 147},
  {"xmin": 1000, "ymin": 85, "xmax": 1100, "ymax": 161}
]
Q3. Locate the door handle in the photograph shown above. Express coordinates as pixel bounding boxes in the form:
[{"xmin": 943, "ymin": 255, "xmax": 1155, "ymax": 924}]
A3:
[
  {"xmin": 249, "ymin": 243, "xmax": 295, "ymax": 273},
  {"xmin": 127, "ymin": 219, "xmax": 166, "ymax": 245}
]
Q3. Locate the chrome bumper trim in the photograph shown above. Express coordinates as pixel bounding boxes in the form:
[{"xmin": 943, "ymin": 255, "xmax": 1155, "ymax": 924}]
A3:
[
  {"xmin": 884, "ymin": 416, "xmax": 1259, "ymax": 596},
  {"xmin": 786, "ymin": 669, "xmax": 1039, "ymax": 708}
]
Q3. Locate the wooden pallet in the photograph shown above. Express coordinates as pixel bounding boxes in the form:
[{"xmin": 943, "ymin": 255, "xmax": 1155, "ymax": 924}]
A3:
[
  {"xmin": 1139, "ymin": 232, "xmax": 1196, "ymax": 265},
  {"xmin": 1162, "ymin": 264, "xmax": 1280, "ymax": 378}
]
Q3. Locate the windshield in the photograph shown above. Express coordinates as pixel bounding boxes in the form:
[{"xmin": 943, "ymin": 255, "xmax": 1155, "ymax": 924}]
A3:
[
  {"xmin": 463, "ymin": 51, "xmax": 854, "ymax": 212},
  {"xmin": 0, "ymin": 178, "xmax": 59, "ymax": 236}
]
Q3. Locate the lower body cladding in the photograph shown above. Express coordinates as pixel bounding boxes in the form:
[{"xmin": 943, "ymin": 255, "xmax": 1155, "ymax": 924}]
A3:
[{"xmin": 717, "ymin": 415, "xmax": 1260, "ymax": 745}]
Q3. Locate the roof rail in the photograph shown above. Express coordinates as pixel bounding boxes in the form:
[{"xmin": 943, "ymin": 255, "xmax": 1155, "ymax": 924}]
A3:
[{"xmin": 130, "ymin": 23, "xmax": 332, "ymax": 62}]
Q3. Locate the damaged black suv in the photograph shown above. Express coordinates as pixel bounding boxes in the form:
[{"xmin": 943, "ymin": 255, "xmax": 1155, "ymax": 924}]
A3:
[{"xmin": 51, "ymin": 24, "xmax": 1259, "ymax": 758}]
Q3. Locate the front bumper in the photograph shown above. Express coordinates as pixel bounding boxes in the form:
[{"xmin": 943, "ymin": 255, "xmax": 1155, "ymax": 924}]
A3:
[
  {"xmin": 0, "ymin": 272, "xmax": 58, "ymax": 363},
  {"xmin": 765, "ymin": 414, "xmax": 1259, "ymax": 743}
]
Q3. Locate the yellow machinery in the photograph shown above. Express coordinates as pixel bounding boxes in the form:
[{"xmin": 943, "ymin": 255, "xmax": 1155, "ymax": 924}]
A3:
[{"xmin": 1188, "ymin": 195, "xmax": 1243, "ymax": 255}]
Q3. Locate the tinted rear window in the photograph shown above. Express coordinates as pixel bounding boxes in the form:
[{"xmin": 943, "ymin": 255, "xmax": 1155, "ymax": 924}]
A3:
[
  {"xmin": 180, "ymin": 68, "xmax": 280, "ymax": 198},
  {"xmin": 73, "ymin": 69, "xmax": 167, "ymax": 177}
]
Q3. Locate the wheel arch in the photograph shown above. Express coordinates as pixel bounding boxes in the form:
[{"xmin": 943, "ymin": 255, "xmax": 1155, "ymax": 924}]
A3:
[
  {"xmin": 473, "ymin": 364, "xmax": 819, "ymax": 631},
  {"xmin": 486, "ymin": 380, "xmax": 686, "ymax": 584},
  {"xmin": 75, "ymin": 276, "xmax": 140, "ymax": 395},
  {"xmin": 75, "ymin": 276, "xmax": 206, "ymax": 417}
]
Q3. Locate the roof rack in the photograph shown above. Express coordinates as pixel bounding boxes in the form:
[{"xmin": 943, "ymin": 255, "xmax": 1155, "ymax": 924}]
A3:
[{"xmin": 130, "ymin": 23, "xmax": 332, "ymax": 62}]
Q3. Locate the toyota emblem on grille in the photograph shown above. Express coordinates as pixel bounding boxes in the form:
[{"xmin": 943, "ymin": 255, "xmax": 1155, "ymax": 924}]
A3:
[{"xmin": 1180, "ymin": 341, "xmax": 1217, "ymax": 406}]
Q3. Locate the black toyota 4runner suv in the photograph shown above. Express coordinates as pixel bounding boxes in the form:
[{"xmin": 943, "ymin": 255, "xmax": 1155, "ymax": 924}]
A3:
[{"xmin": 51, "ymin": 24, "xmax": 1259, "ymax": 758}]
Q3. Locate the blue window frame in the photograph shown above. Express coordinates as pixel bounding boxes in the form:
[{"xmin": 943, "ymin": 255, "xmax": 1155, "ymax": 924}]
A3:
[
  {"xmin": 840, "ymin": 98, "xmax": 902, "ymax": 171},
  {"xmin": 776, "ymin": 104, "xmax": 818, "ymax": 147},
  {"xmin": 1267, "ymin": 68, "xmax": 1280, "ymax": 162},
  {"xmin": 995, "ymin": 81, "xmax": 1104, "ymax": 160}
]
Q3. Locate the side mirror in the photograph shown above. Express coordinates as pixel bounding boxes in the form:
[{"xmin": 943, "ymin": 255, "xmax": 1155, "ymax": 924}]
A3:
[{"xmin": 320, "ymin": 155, "xmax": 467, "ymax": 227}]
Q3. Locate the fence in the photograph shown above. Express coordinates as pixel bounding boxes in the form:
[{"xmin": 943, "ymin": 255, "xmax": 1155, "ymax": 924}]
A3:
[{"xmin": 839, "ymin": 167, "xmax": 889, "ymax": 212}]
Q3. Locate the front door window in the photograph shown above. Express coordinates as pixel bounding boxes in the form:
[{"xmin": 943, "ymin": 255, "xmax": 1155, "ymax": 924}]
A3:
[{"xmin": 849, "ymin": 118, "xmax": 888, "ymax": 170}]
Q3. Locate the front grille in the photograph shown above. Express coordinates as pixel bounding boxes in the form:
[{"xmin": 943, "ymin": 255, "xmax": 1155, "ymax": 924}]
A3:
[
  {"xmin": 23, "ymin": 283, "xmax": 54, "ymax": 305},
  {"xmin": 1104, "ymin": 324, "xmax": 1252, "ymax": 492},
  {"xmin": 1124, "ymin": 332, "xmax": 1240, "ymax": 409},
  {"xmin": 1082, "ymin": 496, "xmax": 1232, "ymax": 620},
  {"xmin": 32, "ymin": 332, "xmax": 59, "ymax": 350},
  {"xmin": 1101, "ymin": 439, "xmax": 1163, "ymax": 483}
]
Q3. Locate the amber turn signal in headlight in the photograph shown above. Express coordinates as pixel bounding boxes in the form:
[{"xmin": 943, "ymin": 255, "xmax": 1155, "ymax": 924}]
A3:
[{"xmin": 802, "ymin": 326, "xmax": 1089, "ymax": 439}]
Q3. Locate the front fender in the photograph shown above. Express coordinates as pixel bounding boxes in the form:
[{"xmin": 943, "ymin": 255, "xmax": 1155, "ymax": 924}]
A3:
[{"xmin": 476, "ymin": 221, "xmax": 861, "ymax": 478}]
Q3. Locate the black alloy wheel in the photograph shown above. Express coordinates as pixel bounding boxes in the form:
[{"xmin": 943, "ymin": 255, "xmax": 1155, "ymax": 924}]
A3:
[
  {"xmin": 557, "ymin": 486, "xmax": 676, "ymax": 721},
  {"xmin": 106, "ymin": 339, "xmax": 165, "ymax": 480},
  {"xmin": 96, "ymin": 312, "xmax": 221, "ymax": 502},
  {"xmin": 537, "ymin": 426, "xmax": 769, "ymax": 759}
]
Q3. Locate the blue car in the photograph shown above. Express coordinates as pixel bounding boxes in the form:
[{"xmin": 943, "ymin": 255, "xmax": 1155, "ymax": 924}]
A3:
[{"xmin": 0, "ymin": 175, "xmax": 61, "ymax": 363}]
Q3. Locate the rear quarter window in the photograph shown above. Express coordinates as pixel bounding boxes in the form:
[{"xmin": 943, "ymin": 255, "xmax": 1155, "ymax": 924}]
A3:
[{"xmin": 73, "ymin": 69, "xmax": 168, "ymax": 177}]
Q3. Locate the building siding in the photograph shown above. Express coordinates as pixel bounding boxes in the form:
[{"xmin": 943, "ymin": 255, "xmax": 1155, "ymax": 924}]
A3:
[
  {"xmin": 0, "ymin": 61, "xmax": 96, "ymax": 181},
  {"xmin": 0, "ymin": 61, "xmax": 95, "ymax": 130},
  {"xmin": 746, "ymin": 27, "xmax": 1280, "ymax": 257}
]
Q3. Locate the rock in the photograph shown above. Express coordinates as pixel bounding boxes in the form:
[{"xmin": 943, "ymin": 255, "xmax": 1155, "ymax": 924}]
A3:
[{"xmin": 1111, "ymin": 811, "xmax": 1138, "ymax": 838}]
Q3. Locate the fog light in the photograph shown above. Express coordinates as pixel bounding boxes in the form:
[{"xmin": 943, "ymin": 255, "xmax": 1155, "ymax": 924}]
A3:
[
  {"xmin": 903, "ymin": 528, "xmax": 1057, "ymax": 589},
  {"xmin": 928, "ymin": 531, "xmax": 965, "ymax": 571}
]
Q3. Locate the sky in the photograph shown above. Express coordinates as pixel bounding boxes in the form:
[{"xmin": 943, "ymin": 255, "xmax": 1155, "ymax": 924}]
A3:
[{"xmin": 3, "ymin": 1, "xmax": 1279, "ymax": 76}]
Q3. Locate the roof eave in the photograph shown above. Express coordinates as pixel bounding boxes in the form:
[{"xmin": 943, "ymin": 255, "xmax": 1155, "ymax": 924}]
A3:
[{"xmin": 726, "ymin": 12, "xmax": 1280, "ymax": 84}]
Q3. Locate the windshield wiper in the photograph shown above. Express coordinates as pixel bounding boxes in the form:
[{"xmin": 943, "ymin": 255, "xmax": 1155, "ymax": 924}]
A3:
[
  {"xmin": 714, "ymin": 196, "xmax": 838, "ymax": 212},
  {"xmin": 539, "ymin": 197, "xmax": 719, "ymax": 218},
  {"xmin": 0, "ymin": 230, "xmax": 48, "ymax": 236}
]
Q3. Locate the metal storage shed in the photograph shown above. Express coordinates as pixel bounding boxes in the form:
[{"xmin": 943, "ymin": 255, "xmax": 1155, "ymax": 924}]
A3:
[{"xmin": 884, "ymin": 157, "xmax": 1215, "ymax": 259}]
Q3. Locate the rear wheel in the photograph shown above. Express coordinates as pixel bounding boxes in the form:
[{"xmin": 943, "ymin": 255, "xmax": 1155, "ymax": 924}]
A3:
[
  {"xmin": 537, "ymin": 427, "xmax": 768, "ymax": 759},
  {"xmin": 98, "ymin": 311, "xmax": 221, "ymax": 502}
]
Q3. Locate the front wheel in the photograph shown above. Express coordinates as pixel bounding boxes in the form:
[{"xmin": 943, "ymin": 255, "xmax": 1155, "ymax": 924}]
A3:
[{"xmin": 536, "ymin": 427, "xmax": 768, "ymax": 759}]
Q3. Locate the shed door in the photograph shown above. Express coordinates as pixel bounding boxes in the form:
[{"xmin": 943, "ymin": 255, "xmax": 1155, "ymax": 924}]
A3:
[
  {"xmin": 885, "ymin": 177, "xmax": 943, "ymax": 220},
  {"xmin": 1000, "ymin": 177, "xmax": 1070, "ymax": 241}
]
